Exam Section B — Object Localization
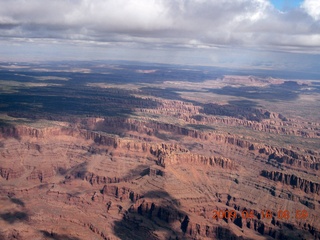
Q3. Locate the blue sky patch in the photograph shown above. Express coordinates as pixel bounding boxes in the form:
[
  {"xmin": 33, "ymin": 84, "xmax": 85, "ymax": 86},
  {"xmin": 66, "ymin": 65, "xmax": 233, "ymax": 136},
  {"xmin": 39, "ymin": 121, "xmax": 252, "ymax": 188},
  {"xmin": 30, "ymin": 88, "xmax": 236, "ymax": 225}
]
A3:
[{"xmin": 270, "ymin": 0, "xmax": 303, "ymax": 11}]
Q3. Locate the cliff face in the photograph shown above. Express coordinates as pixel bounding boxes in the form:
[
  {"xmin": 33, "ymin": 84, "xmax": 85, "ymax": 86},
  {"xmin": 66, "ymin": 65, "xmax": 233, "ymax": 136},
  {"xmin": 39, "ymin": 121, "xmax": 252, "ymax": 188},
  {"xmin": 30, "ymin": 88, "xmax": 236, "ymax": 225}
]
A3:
[
  {"xmin": 101, "ymin": 185, "xmax": 141, "ymax": 202},
  {"xmin": 157, "ymin": 151, "xmax": 235, "ymax": 169},
  {"xmin": 0, "ymin": 167, "xmax": 24, "ymax": 180},
  {"xmin": 0, "ymin": 125, "xmax": 73, "ymax": 139},
  {"xmin": 91, "ymin": 118, "xmax": 319, "ymax": 171},
  {"xmin": 261, "ymin": 170, "xmax": 320, "ymax": 195},
  {"xmin": 66, "ymin": 171, "xmax": 121, "ymax": 185},
  {"xmin": 2, "ymin": 122, "xmax": 319, "ymax": 173},
  {"xmin": 139, "ymin": 103, "xmax": 320, "ymax": 138},
  {"xmin": 258, "ymin": 146, "xmax": 320, "ymax": 171},
  {"xmin": 74, "ymin": 117, "xmax": 320, "ymax": 172},
  {"xmin": 191, "ymin": 115, "xmax": 320, "ymax": 138},
  {"xmin": 26, "ymin": 169, "xmax": 55, "ymax": 182}
]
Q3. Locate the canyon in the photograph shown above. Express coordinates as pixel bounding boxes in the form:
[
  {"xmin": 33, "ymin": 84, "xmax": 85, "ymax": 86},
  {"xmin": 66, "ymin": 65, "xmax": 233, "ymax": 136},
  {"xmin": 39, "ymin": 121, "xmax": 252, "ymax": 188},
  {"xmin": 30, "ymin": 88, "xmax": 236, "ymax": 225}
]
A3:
[{"xmin": 0, "ymin": 62, "xmax": 319, "ymax": 239}]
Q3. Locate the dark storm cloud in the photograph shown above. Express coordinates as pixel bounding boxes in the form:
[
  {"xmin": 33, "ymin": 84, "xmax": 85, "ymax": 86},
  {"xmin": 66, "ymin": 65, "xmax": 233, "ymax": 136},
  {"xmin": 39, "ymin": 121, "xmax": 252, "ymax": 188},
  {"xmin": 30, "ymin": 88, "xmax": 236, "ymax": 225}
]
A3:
[{"xmin": 0, "ymin": 0, "xmax": 319, "ymax": 54}]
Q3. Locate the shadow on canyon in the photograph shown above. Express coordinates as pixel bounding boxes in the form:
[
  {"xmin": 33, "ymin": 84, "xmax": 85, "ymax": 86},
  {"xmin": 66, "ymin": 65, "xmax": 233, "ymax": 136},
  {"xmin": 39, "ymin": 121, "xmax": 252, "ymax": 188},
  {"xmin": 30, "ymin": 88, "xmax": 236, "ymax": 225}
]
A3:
[
  {"xmin": 0, "ymin": 61, "xmax": 223, "ymax": 85},
  {"xmin": 113, "ymin": 189, "xmax": 243, "ymax": 240},
  {"xmin": 113, "ymin": 189, "xmax": 184, "ymax": 240},
  {"xmin": 0, "ymin": 194, "xmax": 28, "ymax": 226},
  {"xmin": 9, "ymin": 197, "xmax": 25, "ymax": 207},
  {"xmin": 0, "ymin": 211, "xmax": 29, "ymax": 224},
  {"xmin": 201, "ymin": 103, "xmax": 270, "ymax": 122},
  {"xmin": 0, "ymin": 66, "xmax": 299, "ymax": 124},
  {"xmin": 40, "ymin": 230, "xmax": 81, "ymax": 240},
  {"xmin": 0, "ymin": 85, "xmax": 161, "ymax": 121},
  {"xmin": 205, "ymin": 81, "xmax": 305, "ymax": 102}
]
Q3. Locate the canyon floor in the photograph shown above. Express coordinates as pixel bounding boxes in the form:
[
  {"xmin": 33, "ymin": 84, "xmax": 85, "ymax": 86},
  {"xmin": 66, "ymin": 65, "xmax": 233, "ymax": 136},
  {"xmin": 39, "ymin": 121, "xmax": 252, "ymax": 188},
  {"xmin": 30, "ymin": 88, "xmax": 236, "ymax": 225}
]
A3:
[{"xmin": 0, "ymin": 61, "xmax": 319, "ymax": 240}]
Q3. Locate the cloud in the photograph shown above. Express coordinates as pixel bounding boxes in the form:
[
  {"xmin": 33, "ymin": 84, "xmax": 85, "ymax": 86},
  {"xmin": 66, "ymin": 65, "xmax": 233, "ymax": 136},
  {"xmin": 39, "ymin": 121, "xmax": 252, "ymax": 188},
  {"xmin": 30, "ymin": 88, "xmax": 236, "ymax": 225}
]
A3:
[
  {"xmin": 302, "ymin": 0, "xmax": 320, "ymax": 20},
  {"xmin": 0, "ymin": 0, "xmax": 319, "ymax": 57}
]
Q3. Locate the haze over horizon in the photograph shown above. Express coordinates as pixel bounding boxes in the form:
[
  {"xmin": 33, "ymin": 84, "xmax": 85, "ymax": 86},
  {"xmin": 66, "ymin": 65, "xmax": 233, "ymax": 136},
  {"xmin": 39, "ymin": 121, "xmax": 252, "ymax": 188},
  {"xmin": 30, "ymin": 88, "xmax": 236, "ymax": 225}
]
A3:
[{"xmin": 0, "ymin": 0, "xmax": 319, "ymax": 73}]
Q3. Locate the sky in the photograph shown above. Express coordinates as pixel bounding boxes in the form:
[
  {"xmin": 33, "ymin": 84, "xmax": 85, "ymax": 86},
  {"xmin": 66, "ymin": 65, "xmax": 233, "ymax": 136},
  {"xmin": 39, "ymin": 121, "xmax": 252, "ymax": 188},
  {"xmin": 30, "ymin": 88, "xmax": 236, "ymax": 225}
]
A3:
[
  {"xmin": 270, "ymin": 0, "xmax": 303, "ymax": 11},
  {"xmin": 0, "ymin": 0, "xmax": 320, "ymax": 72}
]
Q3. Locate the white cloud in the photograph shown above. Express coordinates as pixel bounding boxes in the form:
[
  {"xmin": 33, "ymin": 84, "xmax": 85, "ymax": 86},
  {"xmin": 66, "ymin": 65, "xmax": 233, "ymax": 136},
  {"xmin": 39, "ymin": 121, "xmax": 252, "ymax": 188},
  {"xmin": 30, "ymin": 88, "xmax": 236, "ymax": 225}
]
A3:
[
  {"xmin": 302, "ymin": 0, "xmax": 320, "ymax": 20},
  {"xmin": 0, "ymin": 0, "xmax": 319, "ymax": 56}
]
